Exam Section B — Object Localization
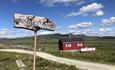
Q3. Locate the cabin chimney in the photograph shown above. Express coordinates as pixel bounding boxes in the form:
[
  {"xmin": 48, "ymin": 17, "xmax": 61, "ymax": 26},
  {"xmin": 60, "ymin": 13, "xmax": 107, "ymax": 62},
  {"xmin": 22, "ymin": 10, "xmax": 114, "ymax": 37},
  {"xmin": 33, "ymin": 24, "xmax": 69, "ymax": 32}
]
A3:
[{"xmin": 68, "ymin": 33, "xmax": 72, "ymax": 39}]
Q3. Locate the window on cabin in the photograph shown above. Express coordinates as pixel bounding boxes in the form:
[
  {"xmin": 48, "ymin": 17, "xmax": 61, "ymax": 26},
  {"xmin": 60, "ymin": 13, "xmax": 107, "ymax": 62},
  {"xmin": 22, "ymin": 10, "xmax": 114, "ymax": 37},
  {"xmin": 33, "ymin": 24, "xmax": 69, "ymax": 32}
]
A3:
[
  {"xmin": 66, "ymin": 44, "xmax": 71, "ymax": 47},
  {"xmin": 77, "ymin": 43, "xmax": 83, "ymax": 47}
]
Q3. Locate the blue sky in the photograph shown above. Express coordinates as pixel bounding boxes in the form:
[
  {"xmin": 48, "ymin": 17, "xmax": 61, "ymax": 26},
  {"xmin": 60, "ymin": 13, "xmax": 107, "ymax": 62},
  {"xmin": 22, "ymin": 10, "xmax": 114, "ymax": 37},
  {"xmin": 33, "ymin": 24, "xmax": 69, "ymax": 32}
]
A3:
[{"xmin": 0, "ymin": 0, "xmax": 115, "ymax": 38}]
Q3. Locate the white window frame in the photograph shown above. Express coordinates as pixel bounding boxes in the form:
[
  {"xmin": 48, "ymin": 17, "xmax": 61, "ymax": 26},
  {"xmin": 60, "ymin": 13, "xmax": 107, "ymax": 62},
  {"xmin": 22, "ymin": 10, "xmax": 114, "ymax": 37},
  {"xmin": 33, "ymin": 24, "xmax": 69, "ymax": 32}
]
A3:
[
  {"xmin": 66, "ymin": 44, "xmax": 71, "ymax": 47},
  {"xmin": 77, "ymin": 43, "xmax": 83, "ymax": 47}
]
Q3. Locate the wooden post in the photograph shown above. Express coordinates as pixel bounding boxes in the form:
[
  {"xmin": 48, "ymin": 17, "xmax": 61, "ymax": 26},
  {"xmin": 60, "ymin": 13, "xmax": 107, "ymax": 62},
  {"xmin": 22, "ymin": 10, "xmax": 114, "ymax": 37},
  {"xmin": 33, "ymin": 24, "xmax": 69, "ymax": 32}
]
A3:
[{"xmin": 33, "ymin": 31, "xmax": 37, "ymax": 70}]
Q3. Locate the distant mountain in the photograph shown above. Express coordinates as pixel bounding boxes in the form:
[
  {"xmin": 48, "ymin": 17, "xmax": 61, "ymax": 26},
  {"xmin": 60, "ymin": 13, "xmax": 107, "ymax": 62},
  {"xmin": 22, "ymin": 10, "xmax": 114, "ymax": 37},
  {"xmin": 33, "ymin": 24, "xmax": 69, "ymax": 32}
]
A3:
[
  {"xmin": 0, "ymin": 33, "xmax": 115, "ymax": 41},
  {"xmin": 98, "ymin": 36, "xmax": 115, "ymax": 39}
]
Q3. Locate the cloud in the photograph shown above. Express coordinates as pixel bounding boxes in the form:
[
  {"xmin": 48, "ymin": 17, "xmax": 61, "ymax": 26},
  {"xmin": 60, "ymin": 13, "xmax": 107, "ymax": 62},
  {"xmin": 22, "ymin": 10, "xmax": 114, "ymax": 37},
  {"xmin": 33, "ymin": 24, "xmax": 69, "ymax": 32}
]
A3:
[
  {"xmin": 68, "ymin": 28, "xmax": 94, "ymax": 36},
  {"xmin": 99, "ymin": 28, "xmax": 112, "ymax": 32},
  {"xmin": 68, "ymin": 24, "xmax": 78, "ymax": 29},
  {"xmin": 55, "ymin": 26, "xmax": 62, "ymax": 30},
  {"xmin": 39, "ymin": 26, "xmax": 62, "ymax": 35},
  {"xmin": 82, "ymin": 29, "xmax": 101, "ymax": 36},
  {"xmin": 76, "ymin": 1, "xmax": 85, "ymax": 5},
  {"xmin": 68, "ymin": 22, "xmax": 93, "ymax": 29},
  {"xmin": 98, "ymin": 28, "xmax": 115, "ymax": 36},
  {"xmin": 65, "ymin": 2, "xmax": 104, "ymax": 18},
  {"xmin": 39, "ymin": 31, "xmax": 59, "ymax": 35},
  {"xmin": 0, "ymin": 28, "xmax": 34, "ymax": 38},
  {"xmin": 67, "ymin": 22, "xmax": 115, "ymax": 36},
  {"xmin": 102, "ymin": 16, "xmax": 115, "ymax": 27},
  {"xmin": 79, "ymin": 2, "xmax": 103, "ymax": 13},
  {"xmin": 95, "ymin": 10, "xmax": 104, "ymax": 16},
  {"xmin": 40, "ymin": 0, "xmax": 84, "ymax": 7},
  {"xmin": 83, "ymin": 29, "xmax": 92, "ymax": 34},
  {"xmin": 67, "ymin": 22, "xmax": 93, "ymax": 34},
  {"xmin": 65, "ymin": 12, "xmax": 78, "ymax": 18},
  {"xmin": 0, "ymin": 27, "xmax": 62, "ymax": 38},
  {"xmin": 77, "ymin": 22, "xmax": 93, "ymax": 28},
  {"xmin": 0, "ymin": 29, "xmax": 11, "ymax": 38},
  {"xmin": 77, "ymin": 28, "xmax": 115, "ymax": 36},
  {"xmin": 68, "ymin": 25, "xmax": 78, "ymax": 33}
]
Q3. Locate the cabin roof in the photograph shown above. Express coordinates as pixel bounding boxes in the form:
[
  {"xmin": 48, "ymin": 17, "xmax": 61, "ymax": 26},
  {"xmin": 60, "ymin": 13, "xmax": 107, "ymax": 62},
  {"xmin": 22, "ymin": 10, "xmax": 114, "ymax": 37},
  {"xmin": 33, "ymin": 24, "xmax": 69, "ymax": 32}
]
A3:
[{"xmin": 59, "ymin": 37, "xmax": 84, "ymax": 42}]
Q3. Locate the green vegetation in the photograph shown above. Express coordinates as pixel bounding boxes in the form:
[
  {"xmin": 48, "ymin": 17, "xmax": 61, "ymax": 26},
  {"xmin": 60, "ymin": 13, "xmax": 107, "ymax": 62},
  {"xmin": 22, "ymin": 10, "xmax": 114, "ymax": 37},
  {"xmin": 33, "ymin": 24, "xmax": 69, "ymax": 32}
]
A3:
[
  {"xmin": 0, "ymin": 52, "xmax": 78, "ymax": 70},
  {"xmin": 0, "ymin": 34, "xmax": 115, "ymax": 65}
]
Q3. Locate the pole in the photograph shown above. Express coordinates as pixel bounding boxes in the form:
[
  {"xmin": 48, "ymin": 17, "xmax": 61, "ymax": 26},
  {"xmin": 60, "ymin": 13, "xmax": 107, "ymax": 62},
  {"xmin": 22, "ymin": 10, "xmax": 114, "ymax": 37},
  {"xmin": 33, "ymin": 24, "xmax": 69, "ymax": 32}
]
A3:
[{"xmin": 33, "ymin": 31, "xmax": 37, "ymax": 70}]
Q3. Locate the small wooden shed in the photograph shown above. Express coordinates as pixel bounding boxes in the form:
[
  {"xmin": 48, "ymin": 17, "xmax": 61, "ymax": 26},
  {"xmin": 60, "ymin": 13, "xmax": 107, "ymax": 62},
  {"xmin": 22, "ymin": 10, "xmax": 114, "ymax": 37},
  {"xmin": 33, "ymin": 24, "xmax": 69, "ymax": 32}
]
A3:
[{"xmin": 58, "ymin": 37, "xmax": 85, "ymax": 51}]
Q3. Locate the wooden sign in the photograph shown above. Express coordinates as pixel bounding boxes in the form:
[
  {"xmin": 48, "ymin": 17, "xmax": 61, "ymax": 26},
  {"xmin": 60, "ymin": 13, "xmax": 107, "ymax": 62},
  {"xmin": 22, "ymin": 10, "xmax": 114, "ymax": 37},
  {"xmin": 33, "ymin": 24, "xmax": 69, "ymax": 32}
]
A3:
[
  {"xmin": 14, "ymin": 14, "xmax": 55, "ymax": 31},
  {"xmin": 14, "ymin": 13, "xmax": 56, "ymax": 70}
]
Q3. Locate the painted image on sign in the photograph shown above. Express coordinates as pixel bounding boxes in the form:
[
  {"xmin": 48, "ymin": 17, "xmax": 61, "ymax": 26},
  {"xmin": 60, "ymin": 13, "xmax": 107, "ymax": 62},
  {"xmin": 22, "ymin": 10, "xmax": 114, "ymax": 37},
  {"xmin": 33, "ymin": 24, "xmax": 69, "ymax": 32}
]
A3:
[{"xmin": 14, "ymin": 14, "xmax": 55, "ymax": 31}]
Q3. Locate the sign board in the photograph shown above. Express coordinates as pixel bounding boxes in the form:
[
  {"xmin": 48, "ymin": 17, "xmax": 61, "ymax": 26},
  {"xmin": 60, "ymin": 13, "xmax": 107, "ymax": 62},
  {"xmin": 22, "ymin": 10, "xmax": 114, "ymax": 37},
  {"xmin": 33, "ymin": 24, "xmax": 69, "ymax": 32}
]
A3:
[
  {"xmin": 14, "ymin": 14, "xmax": 55, "ymax": 31},
  {"xmin": 80, "ymin": 48, "xmax": 96, "ymax": 52}
]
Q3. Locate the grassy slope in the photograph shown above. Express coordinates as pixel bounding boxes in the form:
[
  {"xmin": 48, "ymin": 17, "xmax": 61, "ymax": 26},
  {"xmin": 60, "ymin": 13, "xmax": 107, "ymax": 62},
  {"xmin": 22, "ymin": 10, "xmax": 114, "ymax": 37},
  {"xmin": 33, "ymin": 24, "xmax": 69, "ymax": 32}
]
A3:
[
  {"xmin": 0, "ymin": 52, "xmax": 78, "ymax": 70},
  {"xmin": 0, "ymin": 35, "xmax": 115, "ymax": 65}
]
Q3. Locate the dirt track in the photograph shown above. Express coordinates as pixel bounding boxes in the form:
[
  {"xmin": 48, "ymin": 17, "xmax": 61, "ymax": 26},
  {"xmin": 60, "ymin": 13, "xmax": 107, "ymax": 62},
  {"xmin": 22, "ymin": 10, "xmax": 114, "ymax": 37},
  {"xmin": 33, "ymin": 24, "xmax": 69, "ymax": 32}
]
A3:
[{"xmin": 0, "ymin": 49, "xmax": 115, "ymax": 70}]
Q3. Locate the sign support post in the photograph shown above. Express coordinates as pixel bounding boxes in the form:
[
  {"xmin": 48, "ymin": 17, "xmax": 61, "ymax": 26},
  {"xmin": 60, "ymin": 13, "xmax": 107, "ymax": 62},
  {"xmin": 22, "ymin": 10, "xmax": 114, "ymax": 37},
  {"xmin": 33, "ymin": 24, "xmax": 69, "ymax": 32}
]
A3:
[{"xmin": 33, "ymin": 31, "xmax": 37, "ymax": 70}]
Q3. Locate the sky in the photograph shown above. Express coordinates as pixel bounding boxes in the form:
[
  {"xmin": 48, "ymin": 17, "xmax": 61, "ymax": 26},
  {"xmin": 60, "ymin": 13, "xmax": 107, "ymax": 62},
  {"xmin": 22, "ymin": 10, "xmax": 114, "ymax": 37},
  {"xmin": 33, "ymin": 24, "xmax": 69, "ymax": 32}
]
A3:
[{"xmin": 0, "ymin": 0, "xmax": 115, "ymax": 38}]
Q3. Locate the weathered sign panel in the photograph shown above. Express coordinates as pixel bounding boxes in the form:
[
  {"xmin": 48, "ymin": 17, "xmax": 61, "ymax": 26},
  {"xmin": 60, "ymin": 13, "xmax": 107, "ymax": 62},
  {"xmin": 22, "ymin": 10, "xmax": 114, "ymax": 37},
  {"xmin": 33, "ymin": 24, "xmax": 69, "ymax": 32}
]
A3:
[{"xmin": 14, "ymin": 14, "xmax": 55, "ymax": 31}]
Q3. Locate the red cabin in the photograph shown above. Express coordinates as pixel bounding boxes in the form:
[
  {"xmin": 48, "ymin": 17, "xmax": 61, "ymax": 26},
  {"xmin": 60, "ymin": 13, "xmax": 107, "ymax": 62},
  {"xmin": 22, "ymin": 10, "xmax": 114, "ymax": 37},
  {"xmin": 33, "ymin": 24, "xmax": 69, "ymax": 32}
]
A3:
[{"xmin": 58, "ymin": 37, "xmax": 85, "ymax": 51}]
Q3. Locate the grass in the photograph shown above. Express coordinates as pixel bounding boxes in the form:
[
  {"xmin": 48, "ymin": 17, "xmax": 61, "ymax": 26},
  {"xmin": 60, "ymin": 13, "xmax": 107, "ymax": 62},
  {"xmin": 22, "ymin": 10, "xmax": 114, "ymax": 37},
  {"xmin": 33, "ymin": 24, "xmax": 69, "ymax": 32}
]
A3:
[
  {"xmin": 48, "ymin": 39, "xmax": 115, "ymax": 65},
  {"xmin": 0, "ymin": 52, "xmax": 79, "ymax": 70},
  {"xmin": 1, "ymin": 36, "xmax": 115, "ymax": 65},
  {"xmin": 40, "ymin": 38, "xmax": 115, "ymax": 65}
]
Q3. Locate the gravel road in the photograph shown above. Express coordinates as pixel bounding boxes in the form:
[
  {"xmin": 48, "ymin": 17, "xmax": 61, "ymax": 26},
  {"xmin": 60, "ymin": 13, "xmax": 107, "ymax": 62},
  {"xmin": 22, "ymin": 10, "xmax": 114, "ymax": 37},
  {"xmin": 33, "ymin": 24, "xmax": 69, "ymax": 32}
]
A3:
[{"xmin": 0, "ymin": 49, "xmax": 115, "ymax": 70}]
